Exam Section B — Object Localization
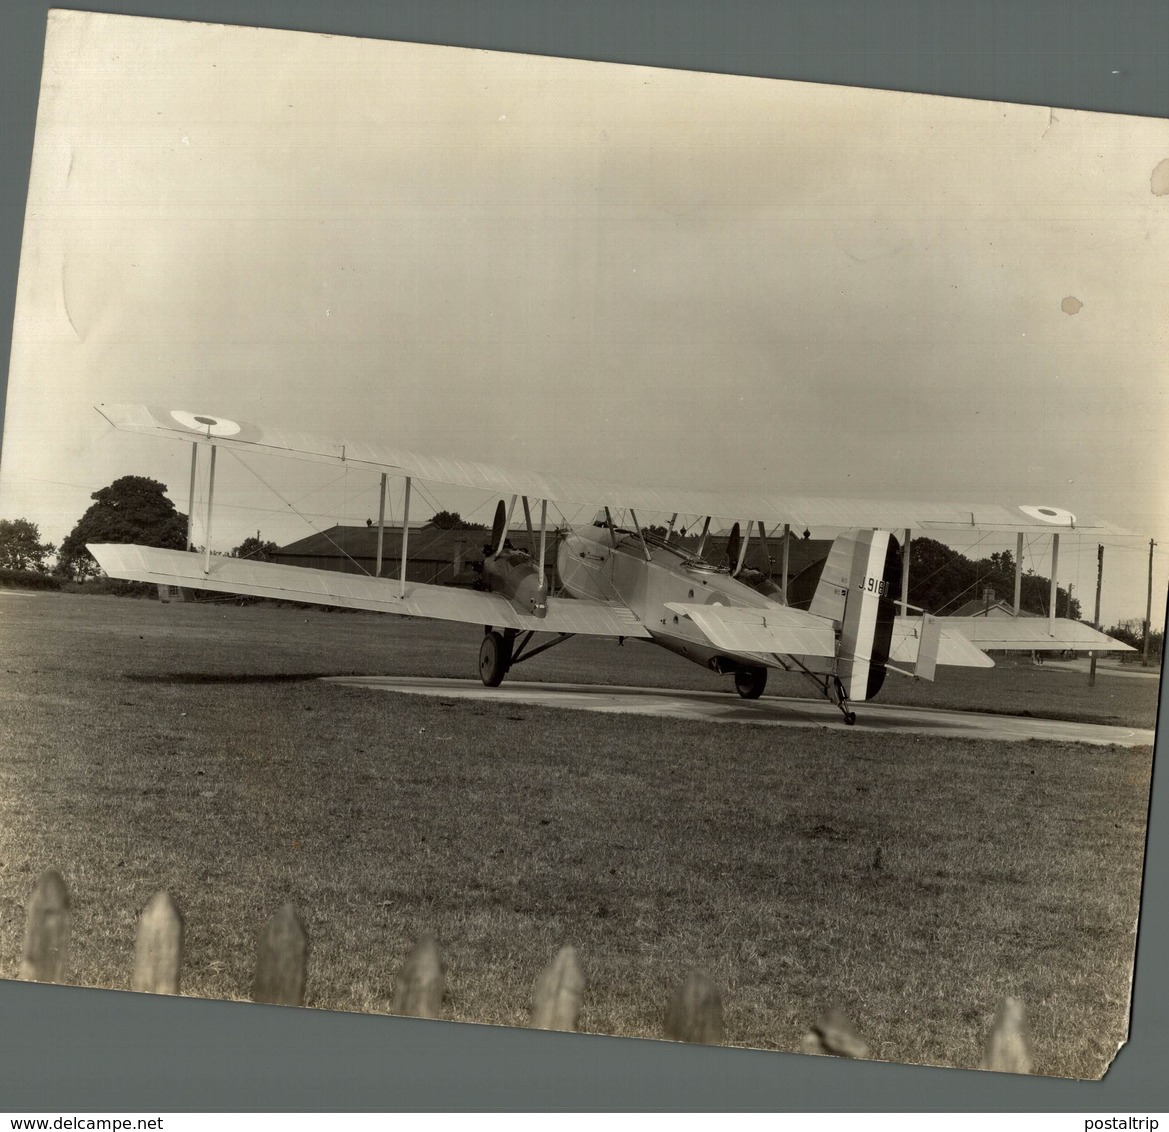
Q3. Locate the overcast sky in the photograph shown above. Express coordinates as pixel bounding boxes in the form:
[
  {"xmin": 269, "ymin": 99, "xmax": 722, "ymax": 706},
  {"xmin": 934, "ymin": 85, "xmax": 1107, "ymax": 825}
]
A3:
[{"xmin": 1, "ymin": 10, "xmax": 1166, "ymax": 626}]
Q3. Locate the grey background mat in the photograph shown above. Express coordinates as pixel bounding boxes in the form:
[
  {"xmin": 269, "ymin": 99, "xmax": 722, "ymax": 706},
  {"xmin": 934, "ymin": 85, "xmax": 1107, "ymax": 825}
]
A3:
[{"xmin": 0, "ymin": 0, "xmax": 1166, "ymax": 1112}]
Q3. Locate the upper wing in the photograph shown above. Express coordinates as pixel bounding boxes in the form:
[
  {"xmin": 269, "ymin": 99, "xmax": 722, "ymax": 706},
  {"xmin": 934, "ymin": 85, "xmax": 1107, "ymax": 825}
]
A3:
[
  {"xmin": 87, "ymin": 544, "xmax": 652, "ymax": 638},
  {"xmin": 96, "ymin": 404, "xmax": 1128, "ymax": 535}
]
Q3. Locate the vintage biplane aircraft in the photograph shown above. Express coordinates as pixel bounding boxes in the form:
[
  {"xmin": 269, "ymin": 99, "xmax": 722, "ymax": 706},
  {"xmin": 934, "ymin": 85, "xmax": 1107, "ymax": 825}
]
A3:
[{"xmin": 88, "ymin": 404, "xmax": 1132, "ymax": 724}]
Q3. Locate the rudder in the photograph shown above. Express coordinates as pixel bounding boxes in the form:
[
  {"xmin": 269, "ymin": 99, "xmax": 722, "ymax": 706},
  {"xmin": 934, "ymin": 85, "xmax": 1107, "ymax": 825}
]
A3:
[{"xmin": 809, "ymin": 529, "xmax": 901, "ymax": 702}]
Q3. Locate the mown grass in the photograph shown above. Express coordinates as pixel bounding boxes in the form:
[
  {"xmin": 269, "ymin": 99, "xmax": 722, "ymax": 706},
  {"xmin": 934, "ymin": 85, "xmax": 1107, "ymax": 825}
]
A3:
[{"xmin": 0, "ymin": 594, "xmax": 1157, "ymax": 1078}]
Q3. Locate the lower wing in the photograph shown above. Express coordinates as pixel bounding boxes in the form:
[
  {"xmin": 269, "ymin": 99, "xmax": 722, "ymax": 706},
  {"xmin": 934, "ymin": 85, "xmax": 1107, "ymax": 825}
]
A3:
[
  {"xmin": 932, "ymin": 616, "xmax": 1134, "ymax": 653},
  {"xmin": 87, "ymin": 544, "xmax": 651, "ymax": 639}
]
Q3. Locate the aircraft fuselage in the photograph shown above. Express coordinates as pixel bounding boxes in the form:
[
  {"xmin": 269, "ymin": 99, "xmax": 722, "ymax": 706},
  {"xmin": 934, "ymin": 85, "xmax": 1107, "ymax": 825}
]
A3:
[{"xmin": 556, "ymin": 522, "xmax": 791, "ymax": 674}]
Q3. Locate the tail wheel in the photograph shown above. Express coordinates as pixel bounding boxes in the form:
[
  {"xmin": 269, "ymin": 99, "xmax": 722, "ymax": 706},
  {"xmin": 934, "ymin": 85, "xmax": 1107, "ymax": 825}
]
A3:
[
  {"xmin": 734, "ymin": 666, "xmax": 768, "ymax": 700},
  {"xmin": 479, "ymin": 630, "xmax": 511, "ymax": 687}
]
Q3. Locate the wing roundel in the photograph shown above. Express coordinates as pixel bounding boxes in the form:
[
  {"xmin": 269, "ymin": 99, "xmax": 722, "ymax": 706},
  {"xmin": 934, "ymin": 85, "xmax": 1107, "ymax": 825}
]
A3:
[{"xmin": 1018, "ymin": 504, "xmax": 1076, "ymax": 526}]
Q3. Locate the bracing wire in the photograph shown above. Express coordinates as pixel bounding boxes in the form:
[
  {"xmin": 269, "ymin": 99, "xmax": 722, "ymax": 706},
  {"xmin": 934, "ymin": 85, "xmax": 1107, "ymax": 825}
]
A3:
[{"xmin": 224, "ymin": 450, "xmax": 375, "ymax": 575}]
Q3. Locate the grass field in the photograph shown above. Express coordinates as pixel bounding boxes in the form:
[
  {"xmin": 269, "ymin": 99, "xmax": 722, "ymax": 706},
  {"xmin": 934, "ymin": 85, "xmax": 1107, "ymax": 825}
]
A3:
[{"xmin": 0, "ymin": 592, "xmax": 1159, "ymax": 1078}]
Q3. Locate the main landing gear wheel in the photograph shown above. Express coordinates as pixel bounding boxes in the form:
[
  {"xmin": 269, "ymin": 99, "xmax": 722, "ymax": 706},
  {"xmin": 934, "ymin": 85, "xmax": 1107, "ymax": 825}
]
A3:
[
  {"xmin": 734, "ymin": 666, "xmax": 768, "ymax": 700},
  {"xmin": 478, "ymin": 630, "xmax": 512, "ymax": 687}
]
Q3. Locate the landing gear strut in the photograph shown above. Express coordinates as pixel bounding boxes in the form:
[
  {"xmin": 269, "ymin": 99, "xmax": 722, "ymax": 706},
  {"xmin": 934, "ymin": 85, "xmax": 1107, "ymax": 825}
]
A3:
[
  {"xmin": 831, "ymin": 675, "xmax": 857, "ymax": 725},
  {"xmin": 478, "ymin": 626, "xmax": 576, "ymax": 687},
  {"xmin": 787, "ymin": 657, "xmax": 858, "ymax": 725},
  {"xmin": 734, "ymin": 666, "xmax": 768, "ymax": 700}
]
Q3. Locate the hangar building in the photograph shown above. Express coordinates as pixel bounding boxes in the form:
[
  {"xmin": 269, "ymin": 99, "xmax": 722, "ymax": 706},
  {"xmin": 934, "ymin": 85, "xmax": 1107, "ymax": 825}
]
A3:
[{"xmin": 273, "ymin": 521, "xmax": 832, "ymax": 597}]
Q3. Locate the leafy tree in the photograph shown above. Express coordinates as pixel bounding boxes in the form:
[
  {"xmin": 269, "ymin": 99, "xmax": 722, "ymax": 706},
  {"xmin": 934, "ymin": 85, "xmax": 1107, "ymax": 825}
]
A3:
[
  {"xmin": 56, "ymin": 476, "xmax": 187, "ymax": 581},
  {"xmin": 907, "ymin": 537, "xmax": 972, "ymax": 613},
  {"xmin": 231, "ymin": 535, "xmax": 280, "ymax": 561},
  {"xmin": 0, "ymin": 518, "xmax": 55, "ymax": 573},
  {"xmin": 1107, "ymin": 622, "xmax": 1163, "ymax": 662},
  {"xmin": 430, "ymin": 510, "xmax": 486, "ymax": 530},
  {"xmin": 907, "ymin": 536, "xmax": 1080, "ymax": 618}
]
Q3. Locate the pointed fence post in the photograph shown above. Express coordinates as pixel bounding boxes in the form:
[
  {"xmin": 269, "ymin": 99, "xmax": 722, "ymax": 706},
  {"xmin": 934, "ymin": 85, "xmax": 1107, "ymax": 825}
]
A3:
[
  {"xmin": 800, "ymin": 1007, "xmax": 870, "ymax": 1058},
  {"xmin": 530, "ymin": 945, "xmax": 584, "ymax": 1031},
  {"xmin": 252, "ymin": 903, "xmax": 308, "ymax": 1006},
  {"xmin": 132, "ymin": 890, "xmax": 184, "ymax": 995},
  {"xmin": 391, "ymin": 933, "xmax": 445, "ymax": 1019},
  {"xmin": 664, "ymin": 970, "xmax": 723, "ymax": 1044},
  {"xmin": 980, "ymin": 996, "xmax": 1034, "ymax": 1074},
  {"xmin": 18, "ymin": 870, "xmax": 71, "ymax": 984}
]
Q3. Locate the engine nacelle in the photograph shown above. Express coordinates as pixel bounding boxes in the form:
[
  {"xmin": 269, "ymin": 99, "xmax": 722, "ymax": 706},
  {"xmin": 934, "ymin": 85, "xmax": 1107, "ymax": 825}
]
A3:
[{"xmin": 483, "ymin": 550, "xmax": 546, "ymax": 616}]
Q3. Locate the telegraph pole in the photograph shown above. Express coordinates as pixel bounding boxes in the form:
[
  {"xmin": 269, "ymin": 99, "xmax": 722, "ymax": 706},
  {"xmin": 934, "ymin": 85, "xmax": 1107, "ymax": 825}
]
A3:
[
  {"xmin": 1144, "ymin": 538, "xmax": 1157, "ymax": 667},
  {"xmin": 1090, "ymin": 544, "xmax": 1103, "ymax": 687}
]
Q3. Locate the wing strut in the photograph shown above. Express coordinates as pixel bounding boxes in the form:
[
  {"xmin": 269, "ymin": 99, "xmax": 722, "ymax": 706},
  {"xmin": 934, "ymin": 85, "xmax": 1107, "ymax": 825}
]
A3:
[
  {"xmin": 781, "ymin": 523, "xmax": 790, "ymax": 600},
  {"xmin": 603, "ymin": 507, "xmax": 619, "ymax": 548},
  {"xmin": 900, "ymin": 527, "xmax": 911, "ymax": 615},
  {"xmin": 203, "ymin": 444, "xmax": 218, "ymax": 575},
  {"xmin": 536, "ymin": 499, "xmax": 549, "ymax": 610},
  {"xmin": 375, "ymin": 472, "xmax": 388, "ymax": 578},
  {"xmin": 1013, "ymin": 531, "xmax": 1024, "ymax": 616},
  {"xmin": 185, "ymin": 442, "xmax": 198, "ymax": 552},
  {"xmin": 695, "ymin": 516, "xmax": 711, "ymax": 558},
  {"xmin": 629, "ymin": 509, "xmax": 652, "ymax": 562},
  {"xmin": 522, "ymin": 496, "xmax": 536, "ymax": 555},
  {"xmin": 733, "ymin": 521, "xmax": 751, "ymax": 576},
  {"xmin": 399, "ymin": 476, "xmax": 412, "ymax": 597},
  {"xmin": 1049, "ymin": 533, "xmax": 1059, "ymax": 635}
]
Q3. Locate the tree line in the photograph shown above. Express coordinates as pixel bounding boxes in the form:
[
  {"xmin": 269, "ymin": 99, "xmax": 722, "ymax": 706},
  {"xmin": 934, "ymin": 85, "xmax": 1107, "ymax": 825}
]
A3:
[
  {"xmin": 906, "ymin": 536, "xmax": 1081, "ymax": 620},
  {"xmin": 0, "ymin": 475, "xmax": 279, "ymax": 582}
]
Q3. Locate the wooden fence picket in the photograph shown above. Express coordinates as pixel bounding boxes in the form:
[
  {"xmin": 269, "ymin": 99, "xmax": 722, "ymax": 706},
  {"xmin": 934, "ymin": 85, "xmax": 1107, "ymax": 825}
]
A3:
[
  {"xmin": 800, "ymin": 1007, "xmax": 870, "ymax": 1059},
  {"xmin": 391, "ymin": 933, "xmax": 445, "ymax": 1019},
  {"xmin": 980, "ymin": 996, "xmax": 1034, "ymax": 1074},
  {"xmin": 530, "ymin": 944, "xmax": 584, "ymax": 1031},
  {"xmin": 10, "ymin": 868, "xmax": 1039, "ymax": 1071},
  {"xmin": 663, "ymin": 969, "xmax": 723, "ymax": 1045},
  {"xmin": 252, "ymin": 902, "xmax": 308, "ymax": 1006},
  {"xmin": 131, "ymin": 890, "xmax": 183, "ymax": 995},
  {"xmin": 18, "ymin": 870, "xmax": 71, "ymax": 984}
]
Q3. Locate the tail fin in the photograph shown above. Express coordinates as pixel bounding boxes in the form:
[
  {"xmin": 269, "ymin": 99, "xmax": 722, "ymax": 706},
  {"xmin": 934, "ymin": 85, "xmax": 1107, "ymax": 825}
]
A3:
[{"xmin": 809, "ymin": 529, "xmax": 901, "ymax": 702}]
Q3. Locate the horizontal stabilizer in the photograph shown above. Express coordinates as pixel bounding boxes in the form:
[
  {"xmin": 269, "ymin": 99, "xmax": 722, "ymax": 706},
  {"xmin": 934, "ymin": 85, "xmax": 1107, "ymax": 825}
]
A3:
[
  {"xmin": 87, "ymin": 544, "xmax": 651, "ymax": 638},
  {"xmin": 890, "ymin": 618, "xmax": 994, "ymax": 669},
  {"xmin": 939, "ymin": 616, "xmax": 1134, "ymax": 652},
  {"xmin": 664, "ymin": 601, "xmax": 836, "ymax": 658}
]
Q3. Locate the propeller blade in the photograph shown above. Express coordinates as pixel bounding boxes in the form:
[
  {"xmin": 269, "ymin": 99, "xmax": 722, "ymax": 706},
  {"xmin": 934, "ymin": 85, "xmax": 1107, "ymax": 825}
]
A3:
[
  {"xmin": 727, "ymin": 522, "xmax": 741, "ymax": 571},
  {"xmin": 490, "ymin": 499, "xmax": 507, "ymax": 554}
]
